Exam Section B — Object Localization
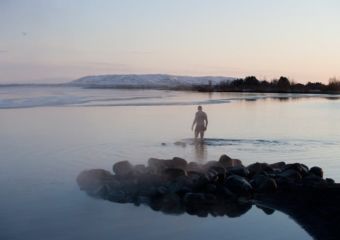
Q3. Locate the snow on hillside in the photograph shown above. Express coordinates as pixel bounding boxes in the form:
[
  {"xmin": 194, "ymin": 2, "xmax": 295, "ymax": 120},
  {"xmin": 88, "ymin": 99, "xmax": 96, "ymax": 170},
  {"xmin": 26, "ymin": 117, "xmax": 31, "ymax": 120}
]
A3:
[{"xmin": 70, "ymin": 74, "xmax": 234, "ymax": 88}]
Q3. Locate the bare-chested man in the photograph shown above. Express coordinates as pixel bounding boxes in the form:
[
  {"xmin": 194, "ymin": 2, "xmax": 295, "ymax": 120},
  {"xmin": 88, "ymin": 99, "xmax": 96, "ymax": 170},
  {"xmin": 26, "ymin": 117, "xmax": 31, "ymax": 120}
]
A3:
[{"xmin": 191, "ymin": 105, "xmax": 208, "ymax": 141}]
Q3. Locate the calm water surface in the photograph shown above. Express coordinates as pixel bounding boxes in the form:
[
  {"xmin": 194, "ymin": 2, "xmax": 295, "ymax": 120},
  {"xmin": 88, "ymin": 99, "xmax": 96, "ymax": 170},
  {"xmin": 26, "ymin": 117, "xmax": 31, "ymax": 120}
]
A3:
[{"xmin": 1, "ymin": 87, "xmax": 340, "ymax": 240}]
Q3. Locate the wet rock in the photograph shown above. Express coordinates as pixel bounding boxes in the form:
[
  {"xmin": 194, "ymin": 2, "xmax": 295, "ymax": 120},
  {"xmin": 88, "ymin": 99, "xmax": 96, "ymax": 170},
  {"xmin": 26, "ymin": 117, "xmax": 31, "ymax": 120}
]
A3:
[
  {"xmin": 278, "ymin": 169, "xmax": 302, "ymax": 182},
  {"xmin": 225, "ymin": 175, "xmax": 253, "ymax": 199},
  {"xmin": 309, "ymin": 166, "xmax": 323, "ymax": 178},
  {"xmin": 148, "ymin": 157, "xmax": 187, "ymax": 173},
  {"xmin": 205, "ymin": 168, "xmax": 219, "ymax": 182},
  {"xmin": 302, "ymin": 174, "xmax": 323, "ymax": 185},
  {"xmin": 247, "ymin": 162, "xmax": 269, "ymax": 177},
  {"xmin": 204, "ymin": 160, "xmax": 224, "ymax": 169},
  {"xmin": 205, "ymin": 183, "xmax": 217, "ymax": 193},
  {"xmin": 256, "ymin": 205, "xmax": 275, "ymax": 215},
  {"xmin": 184, "ymin": 192, "xmax": 206, "ymax": 206},
  {"xmin": 113, "ymin": 161, "xmax": 134, "ymax": 176},
  {"xmin": 326, "ymin": 178, "xmax": 335, "ymax": 184},
  {"xmin": 160, "ymin": 193, "xmax": 184, "ymax": 214},
  {"xmin": 219, "ymin": 154, "xmax": 243, "ymax": 167},
  {"xmin": 163, "ymin": 168, "xmax": 187, "ymax": 180},
  {"xmin": 269, "ymin": 161, "xmax": 286, "ymax": 170},
  {"xmin": 282, "ymin": 163, "xmax": 309, "ymax": 176},
  {"xmin": 172, "ymin": 157, "xmax": 188, "ymax": 168},
  {"xmin": 251, "ymin": 175, "xmax": 277, "ymax": 193},
  {"xmin": 229, "ymin": 166, "xmax": 249, "ymax": 178},
  {"xmin": 134, "ymin": 164, "xmax": 148, "ymax": 175},
  {"xmin": 224, "ymin": 201, "xmax": 252, "ymax": 218},
  {"xmin": 209, "ymin": 166, "xmax": 226, "ymax": 175}
]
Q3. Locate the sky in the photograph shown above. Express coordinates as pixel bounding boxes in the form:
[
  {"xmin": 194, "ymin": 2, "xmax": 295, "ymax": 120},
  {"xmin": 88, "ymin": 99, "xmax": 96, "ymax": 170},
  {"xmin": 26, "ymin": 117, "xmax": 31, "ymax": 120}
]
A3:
[{"xmin": 0, "ymin": 0, "xmax": 340, "ymax": 83}]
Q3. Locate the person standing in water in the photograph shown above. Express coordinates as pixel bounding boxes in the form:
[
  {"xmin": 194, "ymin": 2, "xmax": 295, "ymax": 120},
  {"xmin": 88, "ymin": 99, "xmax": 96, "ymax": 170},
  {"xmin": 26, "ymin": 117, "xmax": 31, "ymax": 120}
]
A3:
[{"xmin": 191, "ymin": 105, "xmax": 208, "ymax": 141}]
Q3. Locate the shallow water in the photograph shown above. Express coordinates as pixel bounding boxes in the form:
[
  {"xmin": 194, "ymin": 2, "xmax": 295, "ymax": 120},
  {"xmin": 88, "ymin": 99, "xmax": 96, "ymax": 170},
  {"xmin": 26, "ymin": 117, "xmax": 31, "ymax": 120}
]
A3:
[{"xmin": 1, "ymin": 86, "xmax": 340, "ymax": 240}]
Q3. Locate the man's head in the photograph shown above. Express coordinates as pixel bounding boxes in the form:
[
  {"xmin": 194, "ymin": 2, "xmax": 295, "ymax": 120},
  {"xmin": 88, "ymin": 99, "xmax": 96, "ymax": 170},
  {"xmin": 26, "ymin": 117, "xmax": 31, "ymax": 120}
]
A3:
[{"xmin": 197, "ymin": 105, "xmax": 202, "ymax": 111}]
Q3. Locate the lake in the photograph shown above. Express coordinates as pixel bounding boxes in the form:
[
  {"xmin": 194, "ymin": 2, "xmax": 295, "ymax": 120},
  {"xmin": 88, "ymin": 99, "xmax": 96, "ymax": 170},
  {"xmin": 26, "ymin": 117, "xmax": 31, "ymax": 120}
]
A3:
[{"xmin": 1, "ymin": 86, "xmax": 340, "ymax": 240}]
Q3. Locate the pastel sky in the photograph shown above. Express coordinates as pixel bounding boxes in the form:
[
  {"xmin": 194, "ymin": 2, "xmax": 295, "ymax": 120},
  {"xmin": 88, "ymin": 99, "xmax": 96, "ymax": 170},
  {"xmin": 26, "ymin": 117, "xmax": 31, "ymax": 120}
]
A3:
[{"xmin": 0, "ymin": 0, "xmax": 339, "ymax": 83}]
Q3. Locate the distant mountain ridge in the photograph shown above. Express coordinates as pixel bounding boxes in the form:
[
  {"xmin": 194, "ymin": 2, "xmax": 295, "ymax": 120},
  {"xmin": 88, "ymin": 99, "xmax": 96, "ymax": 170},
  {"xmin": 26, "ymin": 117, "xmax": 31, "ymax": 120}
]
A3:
[{"xmin": 70, "ymin": 74, "xmax": 234, "ymax": 89}]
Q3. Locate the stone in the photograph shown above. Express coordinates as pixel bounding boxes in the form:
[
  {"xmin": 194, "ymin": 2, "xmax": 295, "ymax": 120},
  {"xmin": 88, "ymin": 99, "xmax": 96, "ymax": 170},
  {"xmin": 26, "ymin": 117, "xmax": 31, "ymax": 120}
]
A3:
[
  {"xmin": 219, "ymin": 154, "xmax": 243, "ymax": 167},
  {"xmin": 269, "ymin": 161, "xmax": 286, "ymax": 170},
  {"xmin": 326, "ymin": 178, "xmax": 335, "ymax": 184},
  {"xmin": 113, "ymin": 160, "xmax": 134, "ymax": 176},
  {"xmin": 309, "ymin": 166, "xmax": 323, "ymax": 178},
  {"xmin": 247, "ymin": 162, "xmax": 269, "ymax": 177},
  {"xmin": 302, "ymin": 174, "xmax": 323, "ymax": 185},
  {"xmin": 250, "ymin": 175, "xmax": 277, "ymax": 193},
  {"xmin": 172, "ymin": 157, "xmax": 188, "ymax": 169},
  {"xmin": 278, "ymin": 169, "xmax": 302, "ymax": 182},
  {"xmin": 204, "ymin": 160, "xmax": 224, "ymax": 169},
  {"xmin": 282, "ymin": 163, "xmax": 309, "ymax": 176},
  {"xmin": 148, "ymin": 157, "xmax": 187, "ymax": 173},
  {"xmin": 163, "ymin": 168, "xmax": 187, "ymax": 180},
  {"xmin": 134, "ymin": 164, "xmax": 148, "ymax": 174},
  {"xmin": 256, "ymin": 205, "xmax": 275, "ymax": 215},
  {"xmin": 224, "ymin": 175, "xmax": 253, "ymax": 198},
  {"xmin": 229, "ymin": 166, "xmax": 249, "ymax": 178}
]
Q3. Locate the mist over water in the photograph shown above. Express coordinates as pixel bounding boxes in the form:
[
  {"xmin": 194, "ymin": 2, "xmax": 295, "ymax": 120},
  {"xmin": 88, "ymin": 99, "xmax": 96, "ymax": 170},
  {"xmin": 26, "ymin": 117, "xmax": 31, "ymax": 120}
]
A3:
[{"xmin": 1, "ymin": 86, "xmax": 340, "ymax": 240}]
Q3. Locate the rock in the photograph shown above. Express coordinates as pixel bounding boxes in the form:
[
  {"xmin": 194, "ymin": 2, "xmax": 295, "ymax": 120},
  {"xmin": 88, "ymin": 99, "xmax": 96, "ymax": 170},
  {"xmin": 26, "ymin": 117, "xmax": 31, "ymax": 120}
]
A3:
[
  {"xmin": 224, "ymin": 201, "xmax": 252, "ymax": 218},
  {"xmin": 172, "ymin": 157, "xmax": 188, "ymax": 169},
  {"xmin": 205, "ymin": 168, "xmax": 219, "ymax": 182},
  {"xmin": 184, "ymin": 192, "xmax": 206, "ymax": 206},
  {"xmin": 250, "ymin": 175, "xmax": 277, "ymax": 193},
  {"xmin": 224, "ymin": 175, "xmax": 253, "ymax": 198},
  {"xmin": 269, "ymin": 162, "xmax": 286, "ymax": 170},
  {"xmin": 229, "ymin": 166, "xmax": 249, "ymax": 178},
  {"xmin": 302, "ymin": 174, "xmax": 323, "ymax": 185},
  {"xmin": 326, "ymin": 178, "xmax": 335, "ymax": 184},
  {"xmin": 163, "ymin": 168, "xmax": 187, "ymax": 180},
  {"xmin": 204, "ymin": 160, "xmax": 224, "ymax": 169},
  {"xmin": 219, "ymin": 154, "xmax": 243, "ymax": 167},
  {"xmin": 282, "ymin": 163, "xmax": 309, "ymax": 176},
  {"xmin": 113, "ymin": 161, "xmax": 134, "ymax": 176},
  {"xmin": 247, "ymin": 162, "xmax": 269, "ymax": 177},
  {"xmin": 134, "ymin": 164, "xmax": 148, "ymax": 174},
  {"xmin": 205, "ymin": 183, "xmax": 217, "ymax": 193},
  {"xmin": 160, "ymin": 193, "xmax": 184, "ymax": 214},
  {"xmin": 278, "ymin": 169, "xmax": 302, "ymax": 182},
  {"xmin": 256, "ymin": 205, "xmax": 275, "ymax": 215},
  {"xmin": 161, "ymin": 142, "xmax": 166, "ymax": 146},
  {"xmin": 148, "ymin": 157, "xmax": 187, "ymax": 173},
  {"xmin": 309, "ymin": 166, "xmax": 323, "ymax": 178}
]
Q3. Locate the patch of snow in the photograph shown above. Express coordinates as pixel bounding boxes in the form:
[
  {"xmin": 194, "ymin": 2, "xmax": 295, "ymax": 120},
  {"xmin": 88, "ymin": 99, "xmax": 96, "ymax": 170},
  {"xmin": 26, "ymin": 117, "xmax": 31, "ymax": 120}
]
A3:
[{"xmin": 70, "ymin": 74, "xmax": 234, "ymax": 88}]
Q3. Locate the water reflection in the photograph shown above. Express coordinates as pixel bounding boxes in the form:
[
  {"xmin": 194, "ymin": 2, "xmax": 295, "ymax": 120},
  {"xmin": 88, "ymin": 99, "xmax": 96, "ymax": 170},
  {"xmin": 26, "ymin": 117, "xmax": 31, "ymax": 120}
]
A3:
[
  {"xmin": 194, "ymin": 142, "xmax": 207, "ymax": 163},
  {"xmin": 80, "ymin": 182, "xmax": 340, "ymax": 240},
  {"xmin": 78, "ymin": 168, "xmax": 340, "ymax": 240}
]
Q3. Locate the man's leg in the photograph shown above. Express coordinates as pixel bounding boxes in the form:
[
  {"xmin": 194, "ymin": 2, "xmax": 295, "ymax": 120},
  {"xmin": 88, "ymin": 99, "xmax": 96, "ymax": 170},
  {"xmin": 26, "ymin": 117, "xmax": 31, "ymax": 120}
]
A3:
[
  {"xmin": 194, "ymin": 129, "xmax": 199, "ymax": 140},
  {"xmin": 199, "ymin": 130, "xmax": 204, "ymax": 141}
]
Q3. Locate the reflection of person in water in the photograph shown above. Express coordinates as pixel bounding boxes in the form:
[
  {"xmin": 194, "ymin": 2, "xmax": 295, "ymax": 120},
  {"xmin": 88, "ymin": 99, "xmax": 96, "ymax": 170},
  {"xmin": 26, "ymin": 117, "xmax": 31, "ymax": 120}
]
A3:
[{"xmin": 191, "ymin": 105, "xmax": 208, "ymax": 141}]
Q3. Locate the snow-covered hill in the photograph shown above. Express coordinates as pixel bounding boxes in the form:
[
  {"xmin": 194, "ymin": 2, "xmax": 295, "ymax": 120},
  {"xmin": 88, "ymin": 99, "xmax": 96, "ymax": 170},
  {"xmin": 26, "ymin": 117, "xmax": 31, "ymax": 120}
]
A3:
[{"xmin": 70, "ymin": 74, "xmax": 234, "ymax": 88}]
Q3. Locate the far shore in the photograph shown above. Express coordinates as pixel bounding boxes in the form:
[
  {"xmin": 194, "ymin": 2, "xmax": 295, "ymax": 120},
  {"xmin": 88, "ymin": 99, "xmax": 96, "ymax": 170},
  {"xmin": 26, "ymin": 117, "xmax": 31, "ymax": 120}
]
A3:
[{"xmin": 1, "ymin": 75, "xmax": 340, "ymax": 95}]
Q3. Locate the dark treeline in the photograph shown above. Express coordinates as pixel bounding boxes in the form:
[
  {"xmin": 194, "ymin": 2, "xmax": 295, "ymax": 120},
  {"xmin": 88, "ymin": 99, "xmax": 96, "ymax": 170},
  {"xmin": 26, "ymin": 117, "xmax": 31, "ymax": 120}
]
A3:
[{"xmin": 194, "ymin": 76, "xmax": 340, "ymax": 94}]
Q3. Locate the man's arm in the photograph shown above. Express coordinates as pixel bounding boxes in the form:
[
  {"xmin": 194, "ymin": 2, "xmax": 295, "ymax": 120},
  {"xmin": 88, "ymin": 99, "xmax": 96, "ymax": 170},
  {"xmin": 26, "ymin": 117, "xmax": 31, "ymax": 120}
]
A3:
[
  {"xmin": 191, "ymin": 115, "xmax": 197, "ymax": 131},
  {"xmin": 205, "ymin": 113, "xmax": 208, "ymax": 128}
]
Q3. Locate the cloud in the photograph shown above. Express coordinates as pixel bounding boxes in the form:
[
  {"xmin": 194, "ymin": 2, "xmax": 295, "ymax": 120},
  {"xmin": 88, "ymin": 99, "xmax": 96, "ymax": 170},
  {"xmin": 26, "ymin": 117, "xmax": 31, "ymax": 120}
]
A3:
[{"xmin": 0, "ymin": 50, "xmax": 8, "ymax": 53}]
